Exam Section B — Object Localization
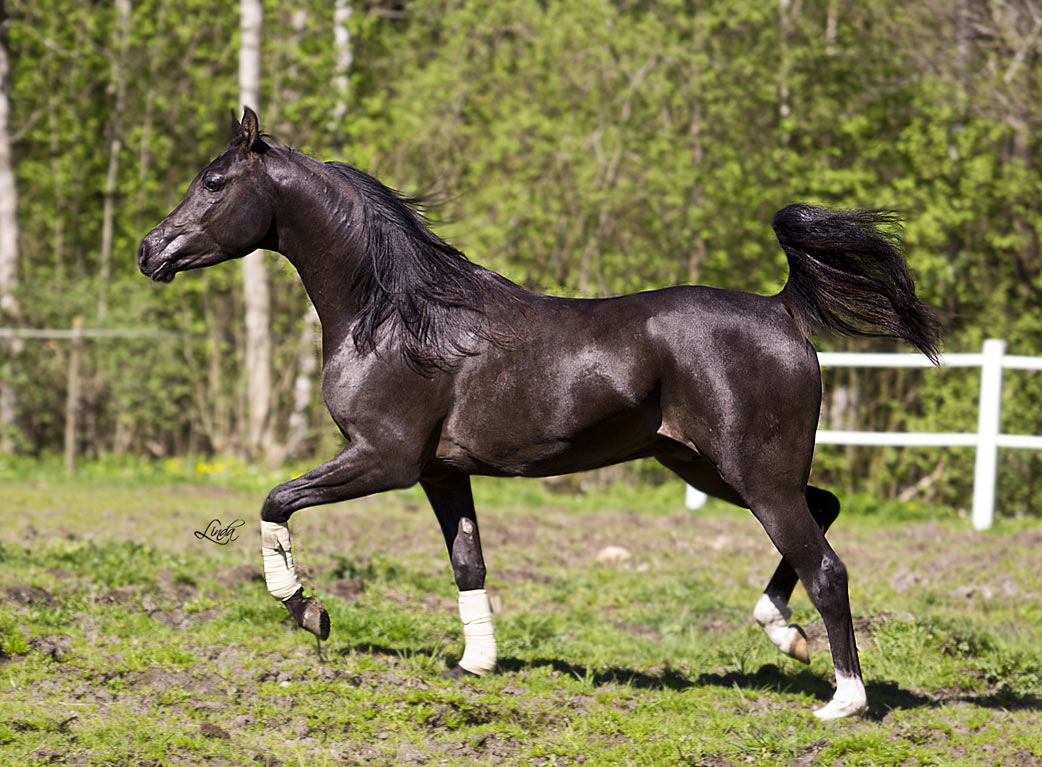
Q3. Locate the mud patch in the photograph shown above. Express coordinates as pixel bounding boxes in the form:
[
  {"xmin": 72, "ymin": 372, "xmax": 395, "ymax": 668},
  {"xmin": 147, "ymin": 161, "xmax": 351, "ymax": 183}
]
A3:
[
  {"xmin": 396, "ymin": 741, "xmax": 429, "ymax": 763},
  {"xmin": 2, "ymin": 583, "xmax": 53, "ymax": 606},
  {"xmin": 802, "ymin": 613, "xmax": 902, "ymax": 654},
  {"xmin": 125, "ymin": 667, "xmax": 224, "ymax": 697},
  {"xmin": 473, "ymin": 732, "xmax": 521, "ymax": 760},
  {"xmin": 157, "ymin": 569, "xmax": 196, "ymax": 603},
  {"xmin": 149, "ymin": 607, "xmax": 223, "ymax": 630},
  {"xmin": 30, "ymin": 634, "xmax": 71, "ymax": 661},
  {"xmin": 199, "ymin": 721, "xmax": 231, "ymax": 739},
  {"xmin": 326, "ymin": 576, "xmax": 365, "ymax": 602},
  {"xmin": 216, "ymin": 563, "xmax": 264, "ymax": 589},
  {"xmin": 97, "ymin": 585, "xmax": 137, "ymax": 605}
]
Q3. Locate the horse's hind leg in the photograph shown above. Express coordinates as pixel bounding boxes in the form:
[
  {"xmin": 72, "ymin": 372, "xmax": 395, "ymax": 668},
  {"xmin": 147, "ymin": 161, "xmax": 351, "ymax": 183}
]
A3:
[
  {"xmin": 659, "ymin": 460, "xmax": 839, "ymax": 667},
  {"xmin": 747, "ymin": 490, "xmax": 865, "ymax": 719},
  {"xmin": 421, "ymin": 474, "xmax": 497, "ymax": 677},
  {"xmin": 754, "ymin": 486, "xmax": 840, "ymax": 665}
]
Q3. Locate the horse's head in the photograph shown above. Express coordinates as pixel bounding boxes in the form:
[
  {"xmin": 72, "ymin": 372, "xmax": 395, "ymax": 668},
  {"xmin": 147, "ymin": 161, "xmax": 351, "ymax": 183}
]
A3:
[{"xmin": 138, "ymin": 108, "xmax": 277, "ymax": 282}]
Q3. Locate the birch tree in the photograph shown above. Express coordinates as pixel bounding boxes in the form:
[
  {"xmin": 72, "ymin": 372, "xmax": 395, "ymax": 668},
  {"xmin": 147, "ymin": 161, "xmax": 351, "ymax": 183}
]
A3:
[
  {"xmin": 283, "ymin": 1, "xmax": 353, "ymax": 459},
  {"xmin": 0, "ymin": 0, "xmax": 16, "ymax": 321},
  {"xmin": 0, "ymin": 0, "xmax": 19, "ymax": 452},
  {"xmin": 97, "ymin": 0, "xmax": 131, "ymax": 319},
  {"xmin": 239, "ymin": 0, "xmax": 273, "ymax": 459}
]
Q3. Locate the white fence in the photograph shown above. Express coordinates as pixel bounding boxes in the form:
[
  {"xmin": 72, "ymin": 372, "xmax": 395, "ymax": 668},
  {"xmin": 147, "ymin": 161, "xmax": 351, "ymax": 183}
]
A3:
[{"xmin": 685, "ymin": 339, "xmax": 1042, "ymax": 530}]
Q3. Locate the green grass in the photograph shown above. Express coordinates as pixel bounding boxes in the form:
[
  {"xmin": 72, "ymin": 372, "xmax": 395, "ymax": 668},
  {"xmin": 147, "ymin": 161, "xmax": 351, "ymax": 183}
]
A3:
[{"xmin": 1, "ymin": 459, "xmax": 1040, "ymax": 765}]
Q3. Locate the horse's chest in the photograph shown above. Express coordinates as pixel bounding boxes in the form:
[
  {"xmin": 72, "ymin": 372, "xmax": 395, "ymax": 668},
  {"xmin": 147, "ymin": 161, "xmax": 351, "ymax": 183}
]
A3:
[{"xmin": 319, "ymin": 349, "xmax": 449, "ymax": 435}]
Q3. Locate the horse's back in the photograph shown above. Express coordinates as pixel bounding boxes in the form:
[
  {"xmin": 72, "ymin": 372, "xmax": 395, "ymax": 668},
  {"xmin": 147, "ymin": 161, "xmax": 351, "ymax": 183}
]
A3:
[
  {"xmin": 532, "ymin": 284, "xmax": 817, "ymax": 383},
  {"xmin": 435, "ymin": 285, "xmax": 820, "ymax": 476},
  {"xmin": 637, "ymin": 285, "xmax": 817, "ymax": 376}
]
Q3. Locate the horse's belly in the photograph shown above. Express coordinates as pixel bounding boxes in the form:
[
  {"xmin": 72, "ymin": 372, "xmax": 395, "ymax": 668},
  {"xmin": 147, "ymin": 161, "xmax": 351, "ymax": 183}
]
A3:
[
  {"xmin": 435, "ymin": 383, "xmax": 666, "ymax": 476},
  {"xmin": 431, "ymin": 302, "xmax": 684, "ymax": 476}
]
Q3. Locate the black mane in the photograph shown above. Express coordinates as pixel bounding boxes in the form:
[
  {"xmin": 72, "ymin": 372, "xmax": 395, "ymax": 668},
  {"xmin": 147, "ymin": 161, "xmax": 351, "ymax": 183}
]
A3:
[{"xmin": 326, "ymin": 162, "xmax": 518, "ymax": 373}]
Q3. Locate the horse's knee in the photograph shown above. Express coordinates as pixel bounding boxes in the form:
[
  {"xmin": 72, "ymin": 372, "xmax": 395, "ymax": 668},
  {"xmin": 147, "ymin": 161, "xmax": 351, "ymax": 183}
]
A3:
[
  {"xmin": 450, "ymin": 517, "xmax": 486, "ymax": 590},
  {"xmin": 261, "ymin": 483, "xmax": 295, "ymax": 524}
]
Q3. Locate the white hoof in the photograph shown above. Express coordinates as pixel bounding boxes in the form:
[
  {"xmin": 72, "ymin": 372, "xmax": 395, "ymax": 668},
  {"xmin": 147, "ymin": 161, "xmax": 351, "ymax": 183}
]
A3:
[{"xmin": 813, "ymin": 695, "xmax": 867, "ymax": 720}]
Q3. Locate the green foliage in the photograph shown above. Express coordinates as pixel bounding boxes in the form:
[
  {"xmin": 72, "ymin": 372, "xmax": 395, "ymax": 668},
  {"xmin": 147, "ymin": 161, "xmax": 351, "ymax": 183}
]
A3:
[{"xmin": 3, "ymin": 1, "xmax": 1042, "ymax": 515}]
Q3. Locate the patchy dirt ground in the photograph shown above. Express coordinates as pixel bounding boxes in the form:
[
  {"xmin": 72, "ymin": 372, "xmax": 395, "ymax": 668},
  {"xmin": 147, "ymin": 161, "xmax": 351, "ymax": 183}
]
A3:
[{"xmin": 1, "ymin": 478, "xmax": 1041, "ymax": 766}]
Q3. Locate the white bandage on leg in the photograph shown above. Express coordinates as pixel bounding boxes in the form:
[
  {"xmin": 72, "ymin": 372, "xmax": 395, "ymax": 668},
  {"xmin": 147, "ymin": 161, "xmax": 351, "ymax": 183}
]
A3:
[
  {"xmin": 261, "ymin": 520, "xmax": 302, "ymax": 601},
  {"xmin": 458, "ymin": 588, "xmax": 497, "ymax": 675},
  {"xmin": 753, "ymin": 592, "xmax": 806, "ymax": 659}
]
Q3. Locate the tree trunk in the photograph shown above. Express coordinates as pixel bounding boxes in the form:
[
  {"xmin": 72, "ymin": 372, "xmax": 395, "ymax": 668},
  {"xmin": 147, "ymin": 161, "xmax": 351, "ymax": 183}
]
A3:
[
  {"xmin": 285, "ymin": 304, "xmax": 319, "ymax": 459},
  {"xmin": 286, "ymin": 2, "xmax": 352, "ymax": 458},
  {"xmin": 825, "ymin": 0, "xmax": 839, "ymax": 56},
  {"xmin": 0, "ymin": 1, "xmax": 20, "ymax": 452},
  {"xmin": 98, "ymin": 0, "xmax": 131, "ymax": 319},
  {"xmin": 239, "ymin": 0, "xmax": 274, "ymax": 460},
  {"xmin": 778, "ymin": 0, "xmax": 798, "ymax": 143},
  {"xmin": 331, "ymin": 0, "xmax": 353, "ymax": 129},
  {"xmin": 64, "ymin": 318, "xmax": 84, "ymax": 475}
]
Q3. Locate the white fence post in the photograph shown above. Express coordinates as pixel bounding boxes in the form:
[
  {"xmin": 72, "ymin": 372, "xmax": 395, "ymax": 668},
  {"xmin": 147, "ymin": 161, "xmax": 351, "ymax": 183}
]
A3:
[
  {"xmin": 685, "ymin": 484, "xmax": 707, "ymax": 510},
  {"xmin": 972, "ymin": 339, "xmax": 1006, "ymax": 530}
]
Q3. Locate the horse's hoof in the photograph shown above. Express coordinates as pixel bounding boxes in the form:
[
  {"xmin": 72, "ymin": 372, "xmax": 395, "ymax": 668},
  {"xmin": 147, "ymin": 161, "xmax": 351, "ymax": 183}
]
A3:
[
  {"xmin": 787, "ymin": 624, "xmax": 810, "ymax": 664},
  {"xmin": 813, "ymin": 695, "xmax": 867, "ymax": 720},
  {"xmin": 284, "ymin": 591, "xmax": 330, "ymax": 641},
  {"xmin": 443, "ymin": 664, "xmax": 478, "ymax": 680},
  {"xmin": 301, "ymin": 597, "xmax": 330, "ymax": 641}
]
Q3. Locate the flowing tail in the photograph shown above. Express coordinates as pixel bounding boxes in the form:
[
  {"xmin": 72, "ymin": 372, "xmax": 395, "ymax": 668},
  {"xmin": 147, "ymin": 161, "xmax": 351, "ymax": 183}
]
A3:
[{"xmin": 772, "ymin": 203, "xmax": 941, "ymax": 364}]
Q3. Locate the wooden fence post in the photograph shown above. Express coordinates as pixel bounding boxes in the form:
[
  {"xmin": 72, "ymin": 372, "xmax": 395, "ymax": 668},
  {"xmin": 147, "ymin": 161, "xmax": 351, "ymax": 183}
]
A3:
[{"xmin": 64, "ymin": 317, "xmax": 83, "ymax": 476}]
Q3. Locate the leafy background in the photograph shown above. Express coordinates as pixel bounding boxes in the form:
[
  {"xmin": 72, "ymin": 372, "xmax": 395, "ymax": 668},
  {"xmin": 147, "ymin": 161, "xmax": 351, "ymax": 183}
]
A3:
[{"xmin": 2, "ymin": 0, "xmax": 1041, "ymax": 515}]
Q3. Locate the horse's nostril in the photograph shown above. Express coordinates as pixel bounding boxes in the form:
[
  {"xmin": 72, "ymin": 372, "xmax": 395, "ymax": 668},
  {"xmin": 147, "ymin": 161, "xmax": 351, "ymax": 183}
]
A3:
[{"xmin": 137, "ymin": 240, "xmax": 150, "ymax": 270}]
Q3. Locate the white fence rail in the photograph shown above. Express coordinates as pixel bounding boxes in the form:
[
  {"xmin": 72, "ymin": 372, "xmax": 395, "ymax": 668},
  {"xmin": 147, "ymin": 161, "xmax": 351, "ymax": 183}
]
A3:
[{"xmin": 685, "ymin": 339, "xmax": 1042, "ymax": 530}]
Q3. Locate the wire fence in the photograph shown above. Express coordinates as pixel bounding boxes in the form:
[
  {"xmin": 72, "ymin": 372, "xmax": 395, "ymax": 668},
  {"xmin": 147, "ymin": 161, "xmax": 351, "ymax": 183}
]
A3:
[{"xmin": 1, "ymin": 321, "xmax": 181, "ymax": 474}]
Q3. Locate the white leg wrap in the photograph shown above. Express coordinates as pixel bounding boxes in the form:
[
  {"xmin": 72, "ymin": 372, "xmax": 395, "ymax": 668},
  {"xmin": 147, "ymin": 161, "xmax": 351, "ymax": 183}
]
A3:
[
  {"xmin": 261, "ymin": 520, "xmax": 302, "ymax": 601},
  {"xmin": 458, "ymin": 588, "xmax": 497, "ymax": 675},
  {"xmin": 753, "ymin": 593, "xmax": 802, "ymax": 656},
  {"xmin": 814, "ymin": 669, "xmax": 867, "ymax": 720}
]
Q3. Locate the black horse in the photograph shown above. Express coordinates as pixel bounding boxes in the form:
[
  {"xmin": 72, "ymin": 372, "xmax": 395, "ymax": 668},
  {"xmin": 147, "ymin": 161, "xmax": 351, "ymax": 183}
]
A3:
[{"xmin": 138, "ymin": 109, "xmax": 940, "ymax": 720}]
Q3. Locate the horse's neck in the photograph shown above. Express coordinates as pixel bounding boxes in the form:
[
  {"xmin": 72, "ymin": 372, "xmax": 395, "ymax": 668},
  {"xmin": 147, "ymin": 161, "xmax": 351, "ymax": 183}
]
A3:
[{"xmin": 273, "ymin": 158, "xmax": 364, "ymax": 351}]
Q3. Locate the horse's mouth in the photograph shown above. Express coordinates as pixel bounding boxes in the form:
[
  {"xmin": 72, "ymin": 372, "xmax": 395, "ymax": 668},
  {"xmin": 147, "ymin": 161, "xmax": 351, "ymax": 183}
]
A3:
[{"xmin": 148, "ymin": 262, "xmax": 177, "ymax": 283}]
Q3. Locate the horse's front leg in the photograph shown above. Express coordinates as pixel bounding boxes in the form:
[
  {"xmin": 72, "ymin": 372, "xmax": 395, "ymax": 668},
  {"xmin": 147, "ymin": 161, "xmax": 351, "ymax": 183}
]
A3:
[
  {"xmin": 421, "ymin": 474, "xmax": 497, "ymax": 677},
  {"xmin": 260, "ymin": 443, "xmax": 419, "ymax": 639}
]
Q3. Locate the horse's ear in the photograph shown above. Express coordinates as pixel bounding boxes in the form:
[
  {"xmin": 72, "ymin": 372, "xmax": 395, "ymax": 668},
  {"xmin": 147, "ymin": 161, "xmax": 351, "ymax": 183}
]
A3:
[
  {"xmin": 240, "ymin": 106, "xmax": 263, "ymax": 152},
  {"xmin": 229, "ymin": 109, "xmax": 243, "ymax": 143}
]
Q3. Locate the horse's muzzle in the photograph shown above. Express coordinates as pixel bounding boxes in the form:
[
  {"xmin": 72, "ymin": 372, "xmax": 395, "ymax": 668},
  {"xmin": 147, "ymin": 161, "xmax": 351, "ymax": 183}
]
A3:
[{"xmin": 137, "ymin": 236, "xmax": 176, "ymax": 282}]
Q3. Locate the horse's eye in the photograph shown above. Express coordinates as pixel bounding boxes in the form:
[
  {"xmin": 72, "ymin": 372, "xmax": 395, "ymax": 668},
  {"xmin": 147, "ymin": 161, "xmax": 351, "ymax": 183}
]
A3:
[{"xmin": 204, "ymin": 177, "xmax": 224, "ymax": 192}]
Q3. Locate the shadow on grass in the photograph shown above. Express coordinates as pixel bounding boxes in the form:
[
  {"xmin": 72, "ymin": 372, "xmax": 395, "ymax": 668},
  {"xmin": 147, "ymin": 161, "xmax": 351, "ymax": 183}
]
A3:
[
  {"xmin": 863, "ymin": 679, "xmax": 1042, "ymax": 718},
  {"xmin": 495, "ymin": 656, "xmax": 696, "ymax": 691},
  {"xmin": 338, "ymin": 642, "xmax": 695, "ymax": 690},
  {"xmin": 689, "ymin": 665, "xmax": 1042, "ymax": 719},
  {"xmin": 340, "ymin": 643, "xmax": 1042, "ymax": 716}
]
